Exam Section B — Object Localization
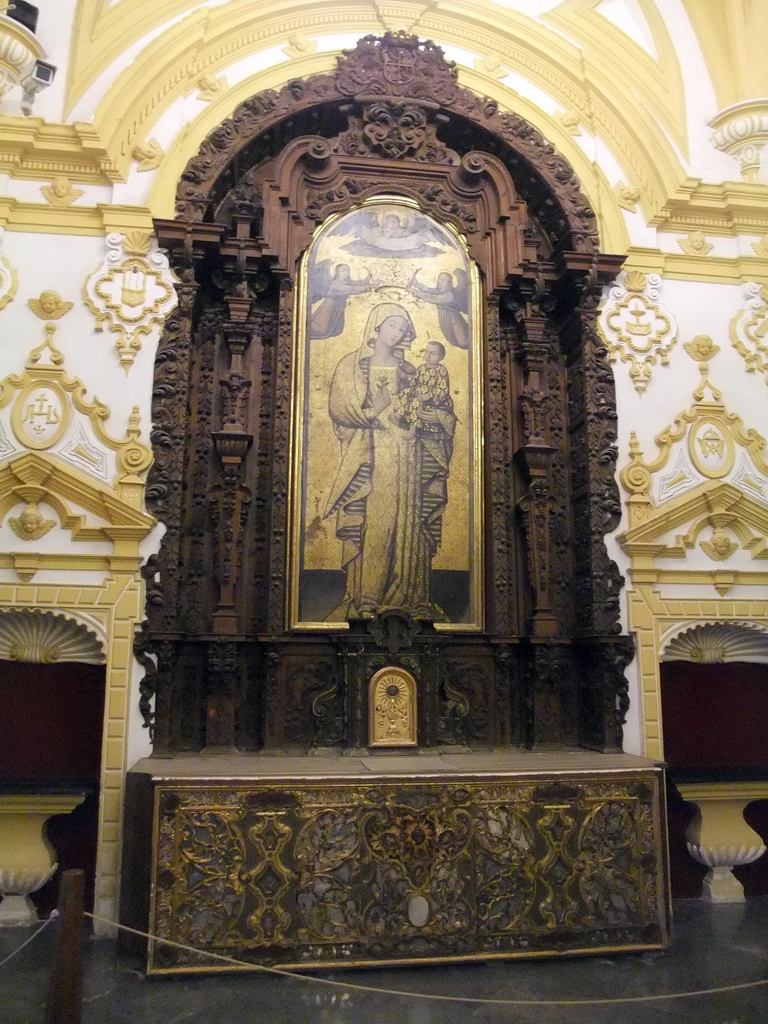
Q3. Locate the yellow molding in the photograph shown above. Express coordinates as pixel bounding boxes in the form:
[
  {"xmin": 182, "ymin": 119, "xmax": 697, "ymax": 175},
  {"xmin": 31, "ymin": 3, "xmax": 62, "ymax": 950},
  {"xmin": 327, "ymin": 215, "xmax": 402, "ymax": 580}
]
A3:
[
  {"xmin": 649, "ymin": 178, "xmax": 768, "ymax": 235},
  {"xmin": 676, "ymin": 781, "xmax": 768, "ymax": 804},
  {"xmin": 0, "ymin": 571, "xmax": 146, "ymax": 919},
  {"xmin": 0, "ymin": 454, "xmax": 155, "ymax": 532},
  {"xmin": 0, "ymin": 553, "xmax": 113, "ymax": 574},
  {"xmin": 144, "ymin": 50, "xmax": 340, "ymax": 217},
  {"xmin": 68, "ymin": 0, "xmax": 319, "ymax": 111},
  {"xmin": 624, "ymin": 246, "xmax": 768, "ymax": 285},
  {"xmin": 547, "ymin": 0, "xmax": 688, "ymax": 156},
  {"xmin": 0, "ymin": 116, "xmax": 121, "ymax": 183},
  {"xmin": 0, "ymin": 197, "xmax": 102, "ymax": 234},
  {"xmin": 77, "ymin": 1, "xmax": 686, "ymax": 227},
  {"xmin": 98, "ymin": 205, "xmax": 155, "ymax": 234},
  {"xmin": 628, "ymin": 568, "xmax": 768, "ymax": 588},
  {"xmin": 0, "ymin": 198, "xmax": 154, "ymax": 237}
]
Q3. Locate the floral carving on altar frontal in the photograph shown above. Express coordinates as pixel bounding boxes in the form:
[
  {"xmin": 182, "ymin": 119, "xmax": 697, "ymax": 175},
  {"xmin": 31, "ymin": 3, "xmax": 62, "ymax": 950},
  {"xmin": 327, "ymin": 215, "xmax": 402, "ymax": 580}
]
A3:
[
  {"xmin": 730, "ymin": 282, "xmax": 768, "ymax": 384},
  {"xmin": 599, "ymin": 269, "xmax": 677, "ymax": 394},
  {"xmin": 84, "ymin": 231, "xmax": 177, "ymax": 372},
  {"xmin": 146, "ymin": 773, "xmax": 667, "ymax": 972}
]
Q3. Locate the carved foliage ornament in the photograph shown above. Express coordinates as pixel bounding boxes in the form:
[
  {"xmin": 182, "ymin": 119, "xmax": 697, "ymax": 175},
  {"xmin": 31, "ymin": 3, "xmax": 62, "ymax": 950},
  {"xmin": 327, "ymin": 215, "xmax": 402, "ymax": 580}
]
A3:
[
  {"xmin": 84, "ymin": 232, "xmax": 177, "ymax": 371},
  {"xmin": 599, "ymin": 270, "xmax": 677, "ymax": 394},
  {"xmin": 337, "ymin": 101, "xmax": 458, "ymax": 163},
  {"xmin": 730, "ymin": 282, "xmax": 768, "ymax": 384}
]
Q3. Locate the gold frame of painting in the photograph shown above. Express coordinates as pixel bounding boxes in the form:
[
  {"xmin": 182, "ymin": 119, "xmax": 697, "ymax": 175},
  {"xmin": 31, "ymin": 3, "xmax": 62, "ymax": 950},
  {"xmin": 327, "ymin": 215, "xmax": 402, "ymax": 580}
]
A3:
[{"xmin": 287, "ymin": 195, "xmax": 484, "ymax": 631}]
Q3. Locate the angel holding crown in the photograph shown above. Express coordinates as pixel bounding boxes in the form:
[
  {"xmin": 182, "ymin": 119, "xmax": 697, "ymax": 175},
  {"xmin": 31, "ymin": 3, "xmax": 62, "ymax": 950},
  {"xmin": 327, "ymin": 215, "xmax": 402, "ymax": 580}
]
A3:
[
  {"xmin": 408, "ymin": 268, "xmax": 470, "ymax": 350},
  {"xmin": 308, "ymin": 261, "xmax": 377, "ymax": 340}
]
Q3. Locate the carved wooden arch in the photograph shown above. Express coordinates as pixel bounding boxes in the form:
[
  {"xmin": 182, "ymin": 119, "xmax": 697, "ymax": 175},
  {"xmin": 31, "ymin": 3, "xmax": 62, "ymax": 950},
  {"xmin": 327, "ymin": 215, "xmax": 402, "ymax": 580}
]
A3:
[
  {"xmin": 243, "ymin": 138, "xmax": 530, "ymax": 292},
  {"xmin": 147, "ymin": 32, "xmax": 632, "ymax": 758},
  {"xmin": 174, "ymin": 33, "xmax": 598, "ymax": 256}
]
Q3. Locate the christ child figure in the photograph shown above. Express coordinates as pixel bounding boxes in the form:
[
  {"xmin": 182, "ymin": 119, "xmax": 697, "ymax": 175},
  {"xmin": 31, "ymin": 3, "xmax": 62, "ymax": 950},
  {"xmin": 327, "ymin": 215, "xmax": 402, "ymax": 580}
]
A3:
[{"xmin": 391, "ymin": 340, "xmax": 451, "ymax": 433}]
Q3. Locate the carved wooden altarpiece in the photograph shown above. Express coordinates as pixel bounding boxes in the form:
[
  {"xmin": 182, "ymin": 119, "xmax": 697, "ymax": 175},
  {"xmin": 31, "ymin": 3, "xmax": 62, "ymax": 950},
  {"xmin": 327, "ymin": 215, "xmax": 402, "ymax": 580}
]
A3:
[{"xmin": 123, "ymin": 34, "xmax": 668, "ymax": 970}]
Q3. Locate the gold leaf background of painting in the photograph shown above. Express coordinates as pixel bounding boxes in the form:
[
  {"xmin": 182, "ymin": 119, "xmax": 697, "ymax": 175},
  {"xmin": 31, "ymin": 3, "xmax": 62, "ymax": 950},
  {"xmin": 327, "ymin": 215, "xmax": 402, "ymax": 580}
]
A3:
[{"xmin": 302, "ymin": 206, "xmax": 473, "ymax": 575}]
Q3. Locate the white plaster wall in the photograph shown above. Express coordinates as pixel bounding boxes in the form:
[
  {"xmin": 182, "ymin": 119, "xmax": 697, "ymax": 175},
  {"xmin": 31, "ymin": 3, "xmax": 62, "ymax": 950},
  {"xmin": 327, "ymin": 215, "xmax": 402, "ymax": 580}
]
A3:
[
  {"xmin": 605, "ymin": 275, "xmax": 768, "ymax": 753},
  {"xmin": 0, "ymin": 230, "xmax": 163, "ymax": 438}
]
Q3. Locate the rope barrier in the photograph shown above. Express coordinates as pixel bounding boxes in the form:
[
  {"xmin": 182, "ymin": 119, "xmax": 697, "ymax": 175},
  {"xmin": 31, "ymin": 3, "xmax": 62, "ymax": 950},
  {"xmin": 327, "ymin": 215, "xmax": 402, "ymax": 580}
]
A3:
[
  {"xmin": 0, "ymin": 913, "xmax": 55, "ymax": 970},
  {"xmin": 86, "ymin": 911, "xmax": 768, "ymax": 1008}
]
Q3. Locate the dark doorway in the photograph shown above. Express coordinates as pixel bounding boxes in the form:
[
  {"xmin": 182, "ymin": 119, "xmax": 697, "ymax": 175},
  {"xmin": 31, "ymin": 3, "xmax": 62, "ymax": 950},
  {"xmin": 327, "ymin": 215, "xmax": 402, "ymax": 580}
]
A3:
[
  {"xmin": 661, "ymin": 660, "xmax": 768, "ymax": 898},
  {"xmin": 0, "ymin": 660, "xmax": 106, "ymax": 914}
]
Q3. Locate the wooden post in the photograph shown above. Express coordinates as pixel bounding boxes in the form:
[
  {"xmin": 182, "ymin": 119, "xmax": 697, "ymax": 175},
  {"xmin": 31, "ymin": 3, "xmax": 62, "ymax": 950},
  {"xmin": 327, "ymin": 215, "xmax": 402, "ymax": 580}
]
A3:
[{"xmin": 45, "ymin": 869, "xmax": 85, "ymax": 1024}]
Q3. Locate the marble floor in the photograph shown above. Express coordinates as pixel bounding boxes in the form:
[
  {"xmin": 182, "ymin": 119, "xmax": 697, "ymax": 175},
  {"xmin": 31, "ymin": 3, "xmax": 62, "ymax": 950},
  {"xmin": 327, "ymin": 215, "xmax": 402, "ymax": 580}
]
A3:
[{"xmin": 1, "ymin": 899, "xmax": 767, "ymax": 1024}]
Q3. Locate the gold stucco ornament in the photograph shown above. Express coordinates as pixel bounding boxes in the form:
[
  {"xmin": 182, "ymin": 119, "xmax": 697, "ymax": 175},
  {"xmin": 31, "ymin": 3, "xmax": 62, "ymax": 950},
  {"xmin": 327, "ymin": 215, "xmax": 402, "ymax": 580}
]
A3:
[
  {"xmin": 28, "ymin": 290, "xmax": 73, "ymax": 321},
  {"xmin": 730, "ymin": 281, "xmax": 768, "ymax": 384},
  {"xmin": 9, "ymin": 501, "xmax": 55, "ymax": 541},
  {"xmin": 613, "ymin": 181, "xmax": 641, "ymax": 212},
  {"xmin": 678, "ymin": 231, "xmax": 713, "ymax": 256},
  {"xmin": 700, "ymin": 527, "xmax": 738, "ymax": 562},
  {"xmin": 40, "ymin": 176, "xmax": 83, "ymax": 207},
  {"xmin": 132, "ymin": 140, "xmax": 164, "ymax": 171},
  {"xmin": 599, "ymin": 269, "xmax": 677, "ymax": 394},
  {"xmin": 84, "ymin": 231, "xmax": 177, "ymax": 371}
]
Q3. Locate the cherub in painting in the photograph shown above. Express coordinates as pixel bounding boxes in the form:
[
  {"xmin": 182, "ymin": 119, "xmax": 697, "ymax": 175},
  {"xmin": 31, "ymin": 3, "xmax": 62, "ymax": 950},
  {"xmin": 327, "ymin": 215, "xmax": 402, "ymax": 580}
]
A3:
[
  {"xmin": 408, "ymin": 269, "xmax": 470, "ymax": 349},
  {"xmin": 308, "ymin": 261, "xmax": 376, "ymax": 340}
]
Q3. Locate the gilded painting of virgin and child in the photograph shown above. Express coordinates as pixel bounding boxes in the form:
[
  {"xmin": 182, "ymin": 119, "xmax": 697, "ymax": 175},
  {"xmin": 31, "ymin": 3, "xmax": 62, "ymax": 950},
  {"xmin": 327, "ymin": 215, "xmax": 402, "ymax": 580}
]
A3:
[{"xmin": 290, "ymin": 201, "xmax": 483, "ymax": 629}]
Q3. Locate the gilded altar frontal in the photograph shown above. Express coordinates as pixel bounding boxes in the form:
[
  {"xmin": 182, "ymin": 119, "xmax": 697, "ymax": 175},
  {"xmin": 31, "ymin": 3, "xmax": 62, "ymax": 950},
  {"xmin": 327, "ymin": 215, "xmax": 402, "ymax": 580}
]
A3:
[{"xmin": 290, "ymin": 200, "xmax": 483, "ymax": 629}]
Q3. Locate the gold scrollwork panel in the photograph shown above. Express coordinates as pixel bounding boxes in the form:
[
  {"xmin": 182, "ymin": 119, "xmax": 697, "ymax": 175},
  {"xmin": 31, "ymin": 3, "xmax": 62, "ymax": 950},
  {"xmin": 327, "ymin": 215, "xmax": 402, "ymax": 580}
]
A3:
[{"xmin": 145, "ymin": 772, "xmax": 668, "ymax": 973}]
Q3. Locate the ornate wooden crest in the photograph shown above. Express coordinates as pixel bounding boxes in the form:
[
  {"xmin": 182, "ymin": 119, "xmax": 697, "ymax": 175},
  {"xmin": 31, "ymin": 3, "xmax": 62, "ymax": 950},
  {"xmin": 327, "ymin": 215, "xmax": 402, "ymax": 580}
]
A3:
[{"xmin": 336, "ymin": 32, "xmax": 460, "ymax": 105}]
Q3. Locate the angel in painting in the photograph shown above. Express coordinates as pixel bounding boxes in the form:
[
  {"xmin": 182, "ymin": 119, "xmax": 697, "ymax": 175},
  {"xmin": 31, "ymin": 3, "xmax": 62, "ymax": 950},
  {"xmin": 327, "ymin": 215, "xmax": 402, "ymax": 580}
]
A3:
[
  {"xmin": 333, "ymin": 208, "xmax": 454, "ymax": 259},
  {"xmin": 408, "ymin": 268, "xmax": 470, "ymax": 349},
  {"xmin": 308, "ymin": 261, "xmax": 377, "ymax": 340}
]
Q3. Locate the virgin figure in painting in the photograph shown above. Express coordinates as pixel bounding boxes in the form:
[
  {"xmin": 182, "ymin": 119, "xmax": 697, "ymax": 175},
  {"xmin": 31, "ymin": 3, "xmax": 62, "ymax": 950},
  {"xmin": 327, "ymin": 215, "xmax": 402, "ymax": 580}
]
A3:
[{"xmin": 324, "ymin": 303, "xmax": 455, "ymax": 621}]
